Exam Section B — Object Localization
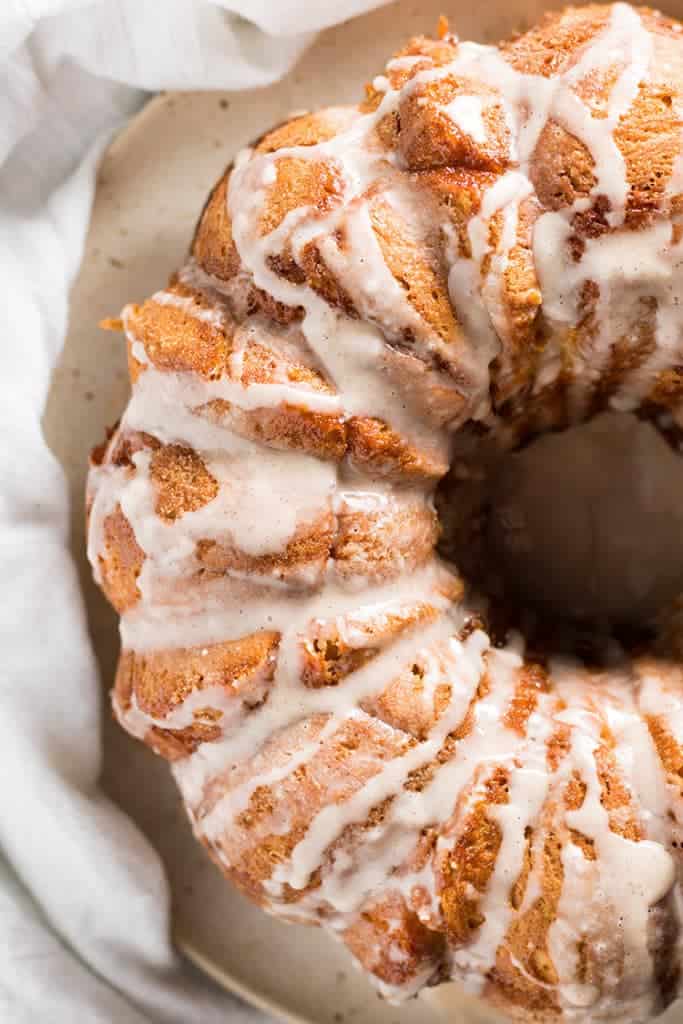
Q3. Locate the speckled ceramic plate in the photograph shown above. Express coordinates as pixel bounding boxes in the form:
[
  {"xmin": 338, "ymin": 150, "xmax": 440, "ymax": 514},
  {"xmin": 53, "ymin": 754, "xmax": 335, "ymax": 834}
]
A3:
[{"xmin": 43, "ymin": 1, "xmax": 683, "ymax": 1022}]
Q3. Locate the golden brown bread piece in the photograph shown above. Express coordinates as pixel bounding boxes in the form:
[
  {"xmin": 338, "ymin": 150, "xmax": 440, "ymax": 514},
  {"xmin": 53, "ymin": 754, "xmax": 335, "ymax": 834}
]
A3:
[{"xmin": 88, "ymin": 5, "xmax": 683, "ymax": 1020}]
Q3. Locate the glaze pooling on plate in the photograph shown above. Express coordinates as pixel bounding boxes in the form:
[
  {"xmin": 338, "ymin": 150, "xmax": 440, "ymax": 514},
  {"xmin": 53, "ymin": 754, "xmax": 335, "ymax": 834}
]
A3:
[{"xmin": 87, "ymin": 5, "xmax": 683, "ymax": 1021}]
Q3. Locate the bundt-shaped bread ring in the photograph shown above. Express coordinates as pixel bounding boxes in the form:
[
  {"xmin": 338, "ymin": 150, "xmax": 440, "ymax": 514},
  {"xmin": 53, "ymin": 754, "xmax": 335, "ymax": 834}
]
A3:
[{"xmin": 88, "ymin": 5, "xmax": 683, "ymax": 1020}]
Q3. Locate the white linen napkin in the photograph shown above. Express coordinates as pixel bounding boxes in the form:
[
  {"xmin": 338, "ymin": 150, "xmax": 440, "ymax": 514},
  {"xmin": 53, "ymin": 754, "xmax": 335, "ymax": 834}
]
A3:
[{"xmin": 0, "ymin": 2, "xmax": 389, "ymax": 1020}]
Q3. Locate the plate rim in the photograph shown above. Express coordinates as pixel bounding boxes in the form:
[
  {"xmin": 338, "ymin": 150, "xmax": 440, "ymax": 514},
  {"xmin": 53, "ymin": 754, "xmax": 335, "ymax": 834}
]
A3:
[{"xmin": 175, "ymin": 927, "xmax": 310, "ymax": 1024}]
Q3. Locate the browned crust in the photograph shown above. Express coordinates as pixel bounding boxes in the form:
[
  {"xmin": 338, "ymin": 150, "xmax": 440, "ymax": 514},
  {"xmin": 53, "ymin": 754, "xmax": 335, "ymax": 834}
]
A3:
[
  {"xmin": 437, "ymin": 766, "xmax": 508, "ymax": 946},
  {"xmin": 398, "ymin": 74, "xmax": 511, "ymax": 173},
  {"xmin": 342, "ymin": 892, "xmax": 446, "ymax": 988},
  {"xmin": 98, "ymin": 504, "xmax": 144, "ymax": 613},
  {"xmin": 114, "ymin": 632, "xmax": 279, "ymax": 758},
  {"xmin": 196, "ymin": 510, "xmax": 335, "ymax": 586},
  {"xmin": 197, "ymin": 399, "xmax": 347, "ymax": 461},
  {"xmin": 87, "ymin": 8, "xmax": 683, "ymax": 1014},
  {"xmin": 205, "ymin": 713, "xmax": 414, "ymax": 901},
  {"xmin": 346, "ymin": 416, "xmax": 449, "ymax": 481},
  {"xmin": 191, "ymin": 170, "xmax": 240, "ymax": 282},
  {"xmin": 125, "ymin": 281, "xmax": 232, "ymax": 380},
  {"xmin": 150, "ymin": 445, "xmax": 219, "ymax": 521},
  {"xmin": 300, "ymin": 599, "xmax": 448, "ymax": 690}
]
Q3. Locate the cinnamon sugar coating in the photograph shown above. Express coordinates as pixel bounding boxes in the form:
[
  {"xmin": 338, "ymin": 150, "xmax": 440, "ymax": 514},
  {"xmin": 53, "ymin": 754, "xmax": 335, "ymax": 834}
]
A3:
[{"xmin": 88, "ymin": 6, "xmax": 683, "ymax": 1020}]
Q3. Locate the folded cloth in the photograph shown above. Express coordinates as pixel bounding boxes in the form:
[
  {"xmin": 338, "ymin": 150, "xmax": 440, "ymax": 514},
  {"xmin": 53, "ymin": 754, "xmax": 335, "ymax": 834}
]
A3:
[{"xmin": 0, "ymin": 2, "xmax": 388, "ymax": 1020}]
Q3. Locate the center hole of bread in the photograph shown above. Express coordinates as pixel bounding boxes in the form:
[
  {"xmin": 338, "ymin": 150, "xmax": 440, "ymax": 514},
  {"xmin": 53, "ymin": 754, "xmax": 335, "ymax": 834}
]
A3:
[{"xmin": 438, "ymin": 412, "xmax": 683, "ymax": 654}]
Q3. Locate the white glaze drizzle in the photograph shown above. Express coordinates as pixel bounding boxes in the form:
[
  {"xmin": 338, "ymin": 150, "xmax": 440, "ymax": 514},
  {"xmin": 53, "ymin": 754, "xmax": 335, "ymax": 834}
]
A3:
[
  {"xmin": 442, "ymin": 94, "xmax": 490, "ymax": 144},
  {"xmin": 547, "ymin": 664, "xmax": 676, "ymax": 1016},
  {"xmin": 86, "ymin": 4, "xmax": 683, "ymax": 1013}
]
